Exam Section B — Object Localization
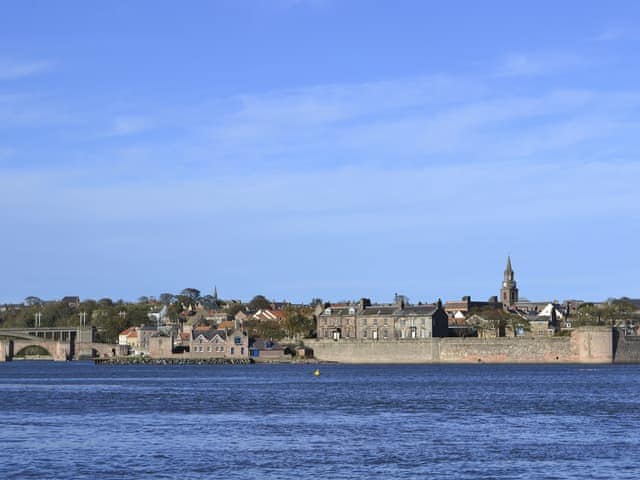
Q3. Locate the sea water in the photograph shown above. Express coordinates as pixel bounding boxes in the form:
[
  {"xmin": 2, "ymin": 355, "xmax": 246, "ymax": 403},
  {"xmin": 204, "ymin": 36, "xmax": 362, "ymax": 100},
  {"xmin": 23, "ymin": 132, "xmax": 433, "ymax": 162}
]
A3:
[{"xmin": 1, "ymin": 362, "xmax": 639, "ymax": 479}]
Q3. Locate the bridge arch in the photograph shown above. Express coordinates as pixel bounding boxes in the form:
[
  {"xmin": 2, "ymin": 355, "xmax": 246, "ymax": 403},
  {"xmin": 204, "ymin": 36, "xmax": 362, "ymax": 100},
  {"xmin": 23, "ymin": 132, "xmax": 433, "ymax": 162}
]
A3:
[
  {"xmin": 14, "ymin": 344, "xmax": 54, "ymax": 359},
  {"xmin": 8, "ymin": 339, "xmax": 69, "ymax": 361}
]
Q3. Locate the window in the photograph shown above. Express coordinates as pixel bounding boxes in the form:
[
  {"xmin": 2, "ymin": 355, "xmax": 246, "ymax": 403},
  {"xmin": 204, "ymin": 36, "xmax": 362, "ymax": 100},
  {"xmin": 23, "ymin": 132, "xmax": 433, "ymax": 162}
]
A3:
[
  {"xmin": 207, "ymin": 346, "xmax": 212, "ymax": 352},
  {"xmin": 230, "ymin": 347, "xmax": 235, "ymax": 355},
  {"xmin": 234, "ymin": 336, "xmax": 242, "ymax": 345},
  {"xmin": 241, "ymin": 347, "xmax": 244, "ymax": 355}
]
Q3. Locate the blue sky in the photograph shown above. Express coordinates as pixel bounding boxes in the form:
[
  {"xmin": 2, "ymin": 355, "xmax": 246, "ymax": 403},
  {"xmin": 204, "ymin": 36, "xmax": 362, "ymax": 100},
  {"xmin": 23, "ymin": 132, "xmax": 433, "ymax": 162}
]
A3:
[{"xmin": 1, "ymin": 0, "xmax": 640, "ymax": 304}]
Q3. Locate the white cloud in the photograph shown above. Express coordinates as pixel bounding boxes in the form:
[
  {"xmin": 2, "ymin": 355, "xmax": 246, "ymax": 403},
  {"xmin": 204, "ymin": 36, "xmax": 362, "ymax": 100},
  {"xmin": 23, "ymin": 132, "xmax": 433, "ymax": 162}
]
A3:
[
  {"xmin": 0, "ymin": 59, "xmax": 54, "ymax": 80},
  {"xmin": 203, "ymin": 75, "xmax": 639, "ymax": 168},
  {"xmin": 106, "ymin": 115, "xmax": 153, "ymax": 137},
  {"xmin": 497, "ymin": 52, "xmax": 587, "ymax": 76},
  {"xmin": 591, "ymin": 27, "xmax": 639, "ymax": 42}
]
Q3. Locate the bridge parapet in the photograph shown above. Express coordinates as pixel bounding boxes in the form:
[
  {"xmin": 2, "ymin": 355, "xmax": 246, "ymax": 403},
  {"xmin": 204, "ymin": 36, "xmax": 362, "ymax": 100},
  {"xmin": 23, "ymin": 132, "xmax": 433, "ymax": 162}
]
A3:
[{"xmin": 0, "ymin": 338, "xmax": 70, "ymax": 361}]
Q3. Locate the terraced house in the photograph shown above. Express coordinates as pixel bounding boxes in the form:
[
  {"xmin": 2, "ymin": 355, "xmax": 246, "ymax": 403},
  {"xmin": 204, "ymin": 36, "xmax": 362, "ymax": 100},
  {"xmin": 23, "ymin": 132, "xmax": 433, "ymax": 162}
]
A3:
[
  {"xmin": 317, "ymin": 296, "xmax": 449, "ymax": 340},
  {"xmin": 189, "ymin": 328, "xmax": 249, "ymax": 359}
]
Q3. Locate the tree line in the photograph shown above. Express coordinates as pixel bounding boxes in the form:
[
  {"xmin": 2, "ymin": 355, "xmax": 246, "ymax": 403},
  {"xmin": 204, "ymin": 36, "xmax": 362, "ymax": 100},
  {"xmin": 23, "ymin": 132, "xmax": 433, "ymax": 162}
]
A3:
[{"xmin": 1, "ymin": 289, "xmax": 316, "ymax": 344}]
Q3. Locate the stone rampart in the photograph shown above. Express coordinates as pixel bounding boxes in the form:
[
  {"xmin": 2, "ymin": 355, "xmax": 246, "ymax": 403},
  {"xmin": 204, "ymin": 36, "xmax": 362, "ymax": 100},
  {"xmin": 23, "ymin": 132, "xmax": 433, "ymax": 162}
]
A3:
[
  {"xmin": 613, "ymin": 331, "xmax": 640, "ymax": 363},
  {"xmin": 308, "ymin": 327, "xmax": 613, "ymax": 364}
]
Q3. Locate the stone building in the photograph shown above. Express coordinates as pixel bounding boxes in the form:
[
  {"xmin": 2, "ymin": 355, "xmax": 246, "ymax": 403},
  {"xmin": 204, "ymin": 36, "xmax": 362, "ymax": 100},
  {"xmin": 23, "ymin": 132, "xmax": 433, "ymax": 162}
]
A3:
[
  {"xmin": 316, "ymin": 303, "xmax": 359, "ymax": 340},
  {"xmin": 444, "ymin": 295, "xmax": 501, "ymax": 316},
  {"xmin": 189, "ymin": 328, "xmax": 249, "ymax": 359},
  {"xmin": 316, "ymin": 296, "xmax": 449, "ymax": 340}
]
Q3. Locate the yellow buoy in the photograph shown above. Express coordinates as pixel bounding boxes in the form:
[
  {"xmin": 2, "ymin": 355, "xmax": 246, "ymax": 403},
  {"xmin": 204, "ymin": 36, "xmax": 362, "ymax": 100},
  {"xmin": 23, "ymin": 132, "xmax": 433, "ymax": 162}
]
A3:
[{"xmin": 313, "ymin": 368, "xmax": 321, "ymax": 377}]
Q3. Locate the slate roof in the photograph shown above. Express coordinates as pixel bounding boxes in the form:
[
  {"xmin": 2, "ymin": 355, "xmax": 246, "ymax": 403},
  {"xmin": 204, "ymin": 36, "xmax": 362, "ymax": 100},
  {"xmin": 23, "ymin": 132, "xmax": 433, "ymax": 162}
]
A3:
[
  {"xmin": 192, "ymin": 328, "xmax": 227, "ymax": 341},
  {"xmin": 398, "ymin": 305, "xmax": 437, "ymax": 315},
  {"xmin": 250, "ymin": 338, "xmax": 284, "ymax": 351},
  {"xmin": 320, "ymin": 306, "xmax": 356, "ymax": 316},
  {"xmin": 321, "ymin": 303, "xmax": 439, "ymax": 317},
  {"xmin": 361, "ymin": 306, "xmax": 396, "ymax": 315}
]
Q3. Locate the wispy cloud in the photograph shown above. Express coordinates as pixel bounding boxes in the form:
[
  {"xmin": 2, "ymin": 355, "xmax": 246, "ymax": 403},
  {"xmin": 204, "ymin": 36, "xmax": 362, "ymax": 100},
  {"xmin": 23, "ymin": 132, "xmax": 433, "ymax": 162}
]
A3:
[
  {"xmin": 105, "ymin": 115, "xmax": 154, "ymax": 137},
  {"xmin": 0, "ymin": 59, "xmax": 54, "ymax": 80},
  {"xmin": 497, "ymin": 52, "xmax": 587, "ymax": 76},
  {"xmin": 591, "ymin": 27, "xmax": 639, "ymax": 42},
  {"xmin": 203, "ymin": 75, "xmax": 639, "ymax": 170}
]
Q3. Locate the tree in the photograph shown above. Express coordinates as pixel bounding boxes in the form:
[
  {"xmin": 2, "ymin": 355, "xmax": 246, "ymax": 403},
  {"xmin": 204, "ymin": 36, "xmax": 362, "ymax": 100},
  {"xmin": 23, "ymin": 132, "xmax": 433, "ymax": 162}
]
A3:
[
  {"xmin": 98, "ymin": 298, "xmax": 113, "ymax": 307},
  {"xmin": 602, "ymin": 298, "xmax": 636, "ymax": 327},
  {"xmin": 180, "ymin": 288, "xmax": 201, "ymax": 301},
  {"xmin": 574, "ymin": 303, "xmax": 601, "ymax": 327},
  {"xmin": 245, "ymin": 319, "xmax": 285, "ymax": 340},
  {"xmin": 159, "ymin": 293, "xmax": 176, "ymax": 305},
  {"xmin": 24, "ymin": 296, "xmax": 43, "ymax": 307},
  {"xmin": 282, "ymin": 305, "xmax": 314, "ymax": 340},
  {"xmin": 467, "ymin": 306, "xmax": 522, "ymax": 337},
  {"xmin": 249, "ymin": 295, "xmax": 271, "ymax": 311},
  {"xmin": 200, "ymin": 295, "xmax": 217, "ymax": 310},
  {"xmin": 226, "ymin": 302, "xmax": 245, "ymax": 316}
]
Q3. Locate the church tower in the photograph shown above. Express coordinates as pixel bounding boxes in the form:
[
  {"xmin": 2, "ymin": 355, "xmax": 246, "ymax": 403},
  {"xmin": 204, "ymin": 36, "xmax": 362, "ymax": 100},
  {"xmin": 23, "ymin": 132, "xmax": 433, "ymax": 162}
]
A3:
[{"xmin": 500, "ymin": 256, "xmax": 518, "ymax": 308}]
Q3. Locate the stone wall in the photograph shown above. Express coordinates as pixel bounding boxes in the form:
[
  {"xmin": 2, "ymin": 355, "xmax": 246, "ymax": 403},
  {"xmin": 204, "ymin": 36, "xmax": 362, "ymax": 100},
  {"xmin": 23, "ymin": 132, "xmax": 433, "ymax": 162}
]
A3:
[
  {"xmin": 613, "ymin": 331, "xmax": 640, "ymax": 363},
  {"xmin": 75, "ymin": 342, "xmax": 123, "ymax": 359},
  {"xmin": 308, "ymin": 327, "xmax": 613, "ymax": 364}
]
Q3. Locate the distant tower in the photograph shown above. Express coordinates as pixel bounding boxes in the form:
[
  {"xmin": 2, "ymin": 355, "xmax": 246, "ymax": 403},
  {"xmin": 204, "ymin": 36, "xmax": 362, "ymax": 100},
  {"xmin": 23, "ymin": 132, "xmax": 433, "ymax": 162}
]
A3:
[
  {"xmin": 213, "ymin": 286, "xmax": 219, "ymax": 303},
  {"xmin": 500, "ymin": 256, "xmax": 519, "ymax": 308}
]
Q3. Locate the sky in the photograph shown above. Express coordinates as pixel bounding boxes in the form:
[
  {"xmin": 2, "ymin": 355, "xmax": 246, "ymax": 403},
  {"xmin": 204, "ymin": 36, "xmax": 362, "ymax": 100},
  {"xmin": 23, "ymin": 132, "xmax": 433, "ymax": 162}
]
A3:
[{"xmin": 1, "ymin": 0, "xmax": 640, "ymax": 304}]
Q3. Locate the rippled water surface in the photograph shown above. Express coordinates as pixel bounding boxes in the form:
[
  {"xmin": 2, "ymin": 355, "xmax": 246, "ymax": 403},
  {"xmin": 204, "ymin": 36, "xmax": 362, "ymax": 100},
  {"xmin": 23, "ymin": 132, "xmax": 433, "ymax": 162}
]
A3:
[{"xmin": 1, "ymin": 362, "xmax": 640, "ymax": 479}]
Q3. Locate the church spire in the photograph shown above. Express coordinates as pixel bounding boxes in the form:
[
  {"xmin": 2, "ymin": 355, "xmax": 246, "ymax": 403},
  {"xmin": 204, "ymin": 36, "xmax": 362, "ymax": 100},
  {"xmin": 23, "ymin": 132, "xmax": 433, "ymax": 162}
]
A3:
[
  {"xmin": 213, "ymin": 286, "xmax": 218, "ymax": 302},
  {"xmin": 504, "ymin": 255, "xmax": 514, "ymax": 282},
  {"xmin": 500, "ymin": 256, "xmax": 518, "ymax": 308}
]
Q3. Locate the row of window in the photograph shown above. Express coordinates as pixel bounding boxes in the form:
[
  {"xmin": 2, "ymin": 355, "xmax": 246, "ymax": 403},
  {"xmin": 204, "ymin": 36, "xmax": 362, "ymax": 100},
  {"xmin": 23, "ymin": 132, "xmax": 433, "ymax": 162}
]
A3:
[
  {"xmin": 192, "ymin": 346, "xmax": 246, "ymax": 354},
  {"xmin": 322, "ymin": 328, "xmax": 428, "ymax": 339},
  {"xmin": 322, "ymin": 318, "xmax": 428, "ymax": 326}
]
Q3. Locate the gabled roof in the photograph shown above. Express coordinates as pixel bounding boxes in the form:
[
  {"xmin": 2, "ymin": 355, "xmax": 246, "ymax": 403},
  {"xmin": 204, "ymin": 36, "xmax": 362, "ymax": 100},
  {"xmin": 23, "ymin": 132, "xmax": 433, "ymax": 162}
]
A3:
[
  {"xmin": 119, "ymin": 327, "xmax": 136, "ymax": 337},
  {"xmin": 319, "ymin": 306, "xmax": 356, "ymax": 316},
  {"xmin": 192, "ymin": 328, "xmax": 228, "ymax": 341},
  {"xmin": 253, "ymin": 309, "xmax": 287, "ymax": 321},
  {"xmin": 537, "ymin": 303, "xmax": 564, "ymax": 319}
]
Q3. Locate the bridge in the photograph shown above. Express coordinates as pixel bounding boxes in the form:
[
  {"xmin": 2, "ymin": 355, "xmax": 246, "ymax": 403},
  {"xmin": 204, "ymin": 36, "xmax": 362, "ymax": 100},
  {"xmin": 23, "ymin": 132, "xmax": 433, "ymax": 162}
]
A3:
[{"xmin": 0, "ymin": 326, "xmax": 122, "ymax": 361}]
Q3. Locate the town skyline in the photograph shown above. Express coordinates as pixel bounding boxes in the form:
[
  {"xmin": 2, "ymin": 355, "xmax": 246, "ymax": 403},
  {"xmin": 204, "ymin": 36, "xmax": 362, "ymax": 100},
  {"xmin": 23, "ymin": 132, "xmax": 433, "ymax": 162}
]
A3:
[{"xmin": 1, "ymin": 256, "xmax": 634, "ymax": 306}]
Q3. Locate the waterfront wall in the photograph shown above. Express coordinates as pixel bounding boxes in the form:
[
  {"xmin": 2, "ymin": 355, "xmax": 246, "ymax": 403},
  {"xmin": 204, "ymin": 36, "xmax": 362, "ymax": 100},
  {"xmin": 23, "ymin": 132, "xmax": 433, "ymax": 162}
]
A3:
[
  {"xmin": 612, "ymin": 331, "xmax": 640, "ymax": 363},
  {"xmin": 308, "ymin": 327, "xmax": 613, "ymax": 364}
]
